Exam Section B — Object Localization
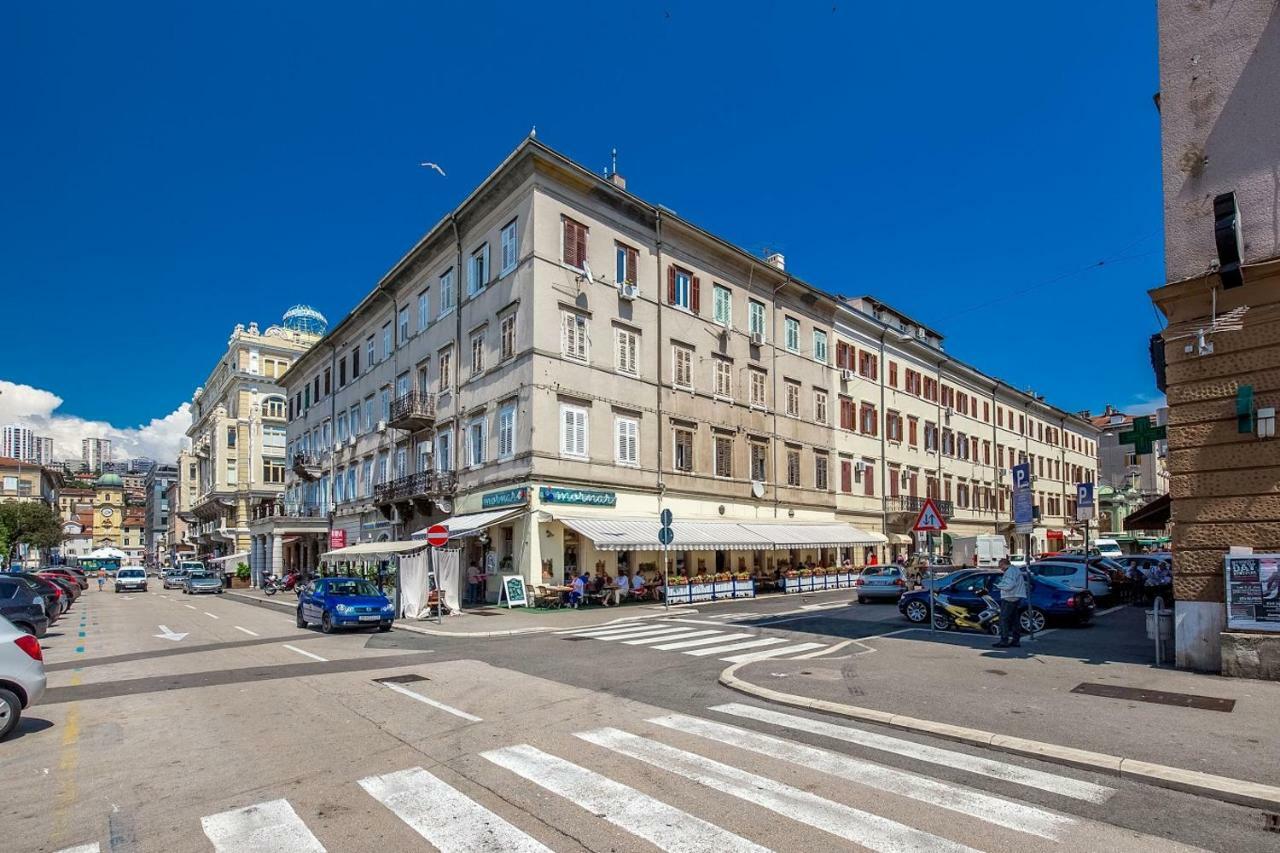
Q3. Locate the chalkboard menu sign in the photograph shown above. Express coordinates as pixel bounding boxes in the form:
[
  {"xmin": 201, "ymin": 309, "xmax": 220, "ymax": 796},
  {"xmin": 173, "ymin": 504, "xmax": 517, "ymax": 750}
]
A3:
[
  {"xmin": 1225, "ymin": 554, "xmax": 1280, "ymax": 632},
  {"xmin": 499, "ymin": 574, "xmax": 528, "ymax": 608}
]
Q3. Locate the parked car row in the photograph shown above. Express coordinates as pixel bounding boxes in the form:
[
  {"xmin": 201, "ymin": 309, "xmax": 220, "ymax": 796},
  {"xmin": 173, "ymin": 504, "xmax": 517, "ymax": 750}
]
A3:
[
  {"xmin": 0, "ymin": 614, "xmax": 46, "ymax": 740},
  {"xmin": 0, "ymin": 567, "xmax": 89, "ymax": 638},
  {"xmin": 898, "ymin": 568, "xmax": 1096, "ymax": 634}
]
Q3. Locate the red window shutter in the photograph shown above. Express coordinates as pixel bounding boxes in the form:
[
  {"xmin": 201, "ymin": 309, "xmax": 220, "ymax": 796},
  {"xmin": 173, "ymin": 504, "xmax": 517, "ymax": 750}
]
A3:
[
  {"xmin": 563, "ymin": 219, "xmax": 577, "ymax": 266},
  {"xmin": 864, "ymin": 466, "xmax": 875, "ymax": 497},
  {"xmin": 840, "ymin": 461, "xmax": 852, "ymax": 493},
  {"xmin": 667, "ymin": 266, "xmax": 676, "ymax": 303},
  {"xmin": 575, "ymin": 223, "xmax": 587, "ymax": 267},
  {"xmin": 626, "ymin": 247, "xmax": 638, "ymax": 285},
  {"xmin": 691, "ymin": 276, "xmax": 700, "ymax": 313}
]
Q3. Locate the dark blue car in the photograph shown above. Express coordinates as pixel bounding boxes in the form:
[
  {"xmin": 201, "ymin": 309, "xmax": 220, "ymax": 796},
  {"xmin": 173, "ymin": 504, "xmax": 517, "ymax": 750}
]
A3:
[
  {"xmin": 899, "ymin": 569, "xmax": 1095, "ymax": 633},
  {"xmin": 297, "ymin": 577, "xmax": 395, "ymax": 634}
]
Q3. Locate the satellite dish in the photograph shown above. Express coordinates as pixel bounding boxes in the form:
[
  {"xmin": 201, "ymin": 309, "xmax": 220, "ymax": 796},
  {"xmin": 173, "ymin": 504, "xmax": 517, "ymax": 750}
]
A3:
[
  {"xmin": 582, "ymin": 259, "xmax": 595, "ymax": 284},
  {"xmin": 750, "ymin": 480, "xmax": 766, "ymax": 499}
]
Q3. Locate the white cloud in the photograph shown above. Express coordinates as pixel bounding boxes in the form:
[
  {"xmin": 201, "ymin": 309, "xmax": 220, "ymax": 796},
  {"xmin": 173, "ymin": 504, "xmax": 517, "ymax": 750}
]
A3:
[
  {"xmin": 1122, "ymin": 393, "xmax": 1167, "ymax": 417},
  {"xmin": 0, "ymin": 380, "xmax": 191, "ymax": 463}
]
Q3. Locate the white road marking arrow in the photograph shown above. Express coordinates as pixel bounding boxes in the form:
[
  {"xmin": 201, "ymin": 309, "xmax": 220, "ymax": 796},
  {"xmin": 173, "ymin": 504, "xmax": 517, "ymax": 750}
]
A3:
[{"xmin": 154, "ymin": 625, "xmax": 188, "ymax": 642}]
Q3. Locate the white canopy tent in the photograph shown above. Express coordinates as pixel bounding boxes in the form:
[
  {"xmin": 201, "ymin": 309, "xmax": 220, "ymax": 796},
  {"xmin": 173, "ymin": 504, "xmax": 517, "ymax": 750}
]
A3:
[
  {"xmin": 556, "ymin": 516, "xmax": 885, "ymax": 551},
  {"xmin": 320, "ymin": 540, "xmax": 429, "ymax": 562}
]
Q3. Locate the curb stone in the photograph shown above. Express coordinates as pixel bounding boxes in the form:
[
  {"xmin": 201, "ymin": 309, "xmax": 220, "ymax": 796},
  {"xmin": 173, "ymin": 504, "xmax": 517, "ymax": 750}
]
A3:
[{"xmin": 718, "ymin": 661, "xmax": 1280, "ymax": 812}]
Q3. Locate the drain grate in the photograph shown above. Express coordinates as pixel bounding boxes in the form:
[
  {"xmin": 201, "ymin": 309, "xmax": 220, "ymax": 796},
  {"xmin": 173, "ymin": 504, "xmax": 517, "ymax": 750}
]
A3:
[
  {"xmin": 373, "ymin": 674, "xmax": 429, "ymax": 684},
  {"xmin": 563, "ymin": 636, "xmax": 593, "ymax": 641},
  {"xmin": 1070, "ymin": 682, "xmax": 1236, "ymax": 712}
]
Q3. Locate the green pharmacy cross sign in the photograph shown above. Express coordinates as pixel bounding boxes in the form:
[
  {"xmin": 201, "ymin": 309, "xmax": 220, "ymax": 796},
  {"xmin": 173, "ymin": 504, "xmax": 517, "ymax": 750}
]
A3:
[{"xmin": 1119, "ymin": 416, "xmax": 1167, "ymax": 457}]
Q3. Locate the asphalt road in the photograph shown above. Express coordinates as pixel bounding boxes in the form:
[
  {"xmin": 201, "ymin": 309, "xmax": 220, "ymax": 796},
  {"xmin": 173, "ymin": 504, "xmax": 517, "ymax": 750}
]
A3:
[{"xmin": 5, "ymin": 586, "xmax": 1272, "ymax": 852}]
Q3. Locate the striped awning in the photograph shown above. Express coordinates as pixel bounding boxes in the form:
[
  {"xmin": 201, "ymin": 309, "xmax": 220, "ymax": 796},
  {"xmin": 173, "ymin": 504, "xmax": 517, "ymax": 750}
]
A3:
[{"xmin": 557, "ymin": 516, "xmax": 885, "ymax": 551}]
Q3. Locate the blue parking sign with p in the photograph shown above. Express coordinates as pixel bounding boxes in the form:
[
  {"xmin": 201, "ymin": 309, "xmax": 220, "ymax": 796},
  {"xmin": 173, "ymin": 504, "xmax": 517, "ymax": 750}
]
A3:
[{"xmin": 1077, "ymin": 482, "xmax": 1094, "ymax": 508}]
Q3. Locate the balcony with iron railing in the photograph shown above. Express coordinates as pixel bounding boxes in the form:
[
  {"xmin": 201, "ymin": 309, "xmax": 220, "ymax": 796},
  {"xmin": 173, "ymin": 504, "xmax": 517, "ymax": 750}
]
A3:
[
  {"xmin": 252, "ymin": 501, "xmax": 328, "ymax": 521},
  {"xmin": 887, "ymin": 495, "xmax": 954, "ymax": 518},
  {"xmin": 291, "ymin": 453, "xmax": 323, "ymax": 482},
  {"xmin": 388, "ymin": 391, "xmax": 438, "ymax": 432},
  {"xmin": 374, "ymin": 470, "xmax": 456, "ymax": 504}
]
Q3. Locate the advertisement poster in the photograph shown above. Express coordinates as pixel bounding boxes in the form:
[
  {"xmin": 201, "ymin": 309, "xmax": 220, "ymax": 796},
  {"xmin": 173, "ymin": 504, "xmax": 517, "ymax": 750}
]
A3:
[{"xmin": 1225, "ymin": 554, "xmax": 1280, "ymax": 631}]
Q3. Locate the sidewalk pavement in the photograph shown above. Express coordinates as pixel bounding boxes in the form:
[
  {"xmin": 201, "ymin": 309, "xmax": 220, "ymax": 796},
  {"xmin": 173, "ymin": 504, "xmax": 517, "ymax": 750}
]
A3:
[
  {"xmin": 224, "ymin": 587, "xmax": 682, "ymax": 637},
  {"xmin": 721, "ymin": 606, "xmax": 1280, "ymax": 809}
]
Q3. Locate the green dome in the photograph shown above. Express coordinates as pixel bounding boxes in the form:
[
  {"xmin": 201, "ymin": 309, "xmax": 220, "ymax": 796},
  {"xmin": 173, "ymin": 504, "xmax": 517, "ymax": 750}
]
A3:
[{"xmin": 95, "ymin": 473, "xmax": 124, "ymax": 487}]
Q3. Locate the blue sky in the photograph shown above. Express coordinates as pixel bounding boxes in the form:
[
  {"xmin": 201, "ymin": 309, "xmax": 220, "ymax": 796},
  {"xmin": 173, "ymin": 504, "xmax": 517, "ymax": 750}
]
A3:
[{"xmin": 1, "ymin": 2, "xmax": 1164, "ymax": 455}]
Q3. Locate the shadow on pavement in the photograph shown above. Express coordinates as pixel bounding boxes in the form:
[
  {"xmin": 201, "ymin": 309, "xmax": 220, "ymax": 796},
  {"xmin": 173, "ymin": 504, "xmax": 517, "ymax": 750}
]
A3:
[{"xmin": 5, "ymin": 717, "xmax": 54, "ymax": 741}]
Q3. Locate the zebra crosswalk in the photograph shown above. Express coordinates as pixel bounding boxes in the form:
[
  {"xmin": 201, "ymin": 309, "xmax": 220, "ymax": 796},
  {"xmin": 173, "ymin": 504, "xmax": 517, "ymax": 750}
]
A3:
[
  {"xmin": 54, "ymin": 704, "xmax": 1214, "ymax": 853},
  {"xmin": 555, "ymin": 620, "xmax": 829, "ymax": 662}
]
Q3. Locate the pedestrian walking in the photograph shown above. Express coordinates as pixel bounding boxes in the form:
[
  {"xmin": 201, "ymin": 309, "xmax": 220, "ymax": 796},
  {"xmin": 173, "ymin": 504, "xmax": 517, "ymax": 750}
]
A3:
[
  {"xmin": 97, "ymin": 569, "xmax": 105, "ymax": 592},
  {"xmin": 992, "ymin": 557, "xmax": 1026, "ymax": 648}
]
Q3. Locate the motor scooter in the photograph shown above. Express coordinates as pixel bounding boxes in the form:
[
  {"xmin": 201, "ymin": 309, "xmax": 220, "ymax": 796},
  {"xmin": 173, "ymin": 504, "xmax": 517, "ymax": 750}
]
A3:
[{"xmin": 262, "ymin": 570, "xmax": 302, "ymax": 596}]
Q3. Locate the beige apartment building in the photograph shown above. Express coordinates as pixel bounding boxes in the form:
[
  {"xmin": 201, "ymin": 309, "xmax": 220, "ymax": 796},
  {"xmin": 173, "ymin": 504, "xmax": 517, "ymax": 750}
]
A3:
[
  {"xmin": 185, "ymin": 313, "xmax": 321, "ymax": 565},
  {"xmin": 278, "ymin": 139, "xmax": 1097, "ymax": 598}
]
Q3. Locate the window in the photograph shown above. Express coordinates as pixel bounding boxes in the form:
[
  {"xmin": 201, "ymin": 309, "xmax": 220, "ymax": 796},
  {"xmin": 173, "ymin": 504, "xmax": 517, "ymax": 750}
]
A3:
[
  {"xmin": 304, "ymin": 385, "xmax": 311, "ymax": 410},
  {"xmin": 345, "ymin": 467, "xmax": 357, "ymax": 500},
  {"xmin": 840, "ymin": 459, "xmax": 852, "ymax": 493},
  {"xmin": 836, "ymin": 341, "xmax": 855, "ymax": 371},
  {"xmin": 398, "ymin": 308, "xmax": 409, "ymax": 344},
  {"xmin": 338, "ymin": 357, "xmax": 347, "ymax": 388},
  {"xmin": 376, "ymin": 452, "xmax": 389, "ymax": 486},
  {"xmin": 814, "ymin": 389, "xmax": 828, "ymax": 423},
  {"xmin": 560, "ymin": 404, "xmax": 588, "ymax": 457},
  {"xmin": 263, "ymin": 425, "xmax": 286, "ymax": 452},
  {"xmin": 382, "ymin": 323, "xmax": 392, "ymax": 361},
  {"xmin": 668, "ymin": 266, "xmax": 698, "ymax": 312},
  {"xmin": 904, "ymin": 368, "xmax": 921, "ymax": 395},
  {"xmin": 439, "ymin": 348, "xmax": 453, "ymax": 394},
  {"xmin": 615, "ymin": 416, "xmax": 638, "ymax": 466},
  {"xmin": 908, "ymin": 416, "xmax": 919, "ymax": 447},
  {"xmin": 784, "ymin": 380, "xmax": 800, "ymax": 417},
  {"xmin": 335, "ymin": 469, "xmax": 346, "ymax": 503},
  {"xmin": 750, "ymin": 442, "xmax": 768, "ymax": 481},
  {"xmin": 417, "ymin": 442, "xmax": 431, "ymax": 473},
  {"xmin": 863, "ymin": 460, "xmax": 875, "ymax": 497},
  {"xmin": 886, "ymin": 410, "xmax": 902, "ymax": 442},
  {"xmin": 924, "ymin": 421, "xmax": 938, "ymax": 452},
  {"xmin": 395, "ymin": 372, "xmax": 410, "ymax": 400},
  {"xmin": 226, "ymin": 426, "xmax": 237, "ymax": 449},
  {"xmin": 749, "ymin": 368, "xmax": 768, "ymax": 408},
  {"xmin": 812, "ymin": 330, "xmax": 828, "ymax": 363},
  {"xmin": 323, "ymin": 368, "xmax": 331, "ymax": 396},
  {"xmin": 500, "ymin": 314, "xmax": 516, "ymax": 361},
  {"xmin": 365, "ymin": 335, "xmax": 375, "ymax": 368},
  {"xmin": 562, "ymin": 311, "xmax": 589, "ymax": 362},
  {"xmin": 471, "ymin": 329, "xmax": 485, "ymax": 374},
  {"xmin": 713, "ymin": 284, "xmax": 732, "ymax": 326},
  {"xmin": 713, "ymin": 358, "xmax": 731, "ymax": 397},
  {"xmin": 888, "ymin": 465, "xmax": 900, "ymax": 498},
  {"xmin": 349, "ymin": 404, "xmax": 360, "ymax": 435},
  {"xmin": 983, "ymin": 401, "xmax": 990, "ymax": 423},
  {"xmin": 672, "ymin": 345, "xmax": 693, "ymax": 388},
  {"xmin": 815, "ymin": 453, "xmax": 829, "ymax": 491},
  {"xmin": 924, "ymin": 377, "xmax": 939, "ymax": 402},
  {"xmin": 615, "ymin": 242, "xmax": 638, "ymax": 286},
  {"xmin": 714, "ymin": 435, "xmax": 732, "ymax": 478},
  {"xmin": 351, "ymin": 346, "xmax": 360, "ymax": 378},
  {"xmin": 336, "ymin": 413, "xmax": 348, "ymax": 442},
  {"xmin": 500, "ymin": 219, "xmax": 518, "ymax": 275},
  {"xmin": 417, "ymin": 289, "xmax": 429, "ymax": 331},
  {"xmin": 839, "ymin": 395, "xmax": 855, "ymax": 430},
  {"xmin": 562, "ymin": 217, "xmax": 588, "ymax": 269},
  {"xmin": 942, "ymin": 428, "xmax": 955, "ymax": 456},
  {"xmin": 614, "ymin": 327, "xmax": 639, "ymax": 375},
  {"xmin": 888, "ymin": 361, "xmax": 898, "ymax": 387},
  {"xmin": 673, "ymin": 427, "xmax": 694, "ymax": 472},
  {"xmin": 748, "ymin": 300, "xmax": 766, "ymax": 339},
  {"xmin": 467, "ymin": 418, "xmax": 486, "ymax": 467},
  {"xmin": 860, "ymin": 402, "xmax": 878, "ymax": 436},
  {"xmin": 225, "ymin": 459, "xmax": 237, "ymax": 485},
  {"xmin": 468, "ymin": 243, "xmax": 489, "ymax": 295},
  {"xmin": 435, "ymin": 431, "xmax": 452, "ymax": 472},
  {"xmin": 439, "ymin": 268, "xmax": 456, "ymax": 316},
  {"xmin": 784, "ymin": 316, "xmax": 800, "ymax": 352},
  {"xmin": 858, "ymin": 350, "xmax": 878, "ymax": 379},
  {"xmin": 786, "ymin": 449, "xmax": 801, "ymax": 486},
  {"xmin": 264, "ymin": 461, "xmax": 285, "ymax": 485},
  {"xmin": 380, "ymin": 387, "xmax": 391, "ymax": 423}
]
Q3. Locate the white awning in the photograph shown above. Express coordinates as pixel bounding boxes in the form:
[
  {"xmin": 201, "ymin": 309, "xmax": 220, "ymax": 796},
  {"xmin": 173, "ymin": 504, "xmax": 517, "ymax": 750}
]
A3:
[
  {"xmin": 557, "ymin": 517, "xmax": 770, "ymax": 551},
  {"xmin": 321, "ymin": 540, "xmax": 429, "ymax": 561},
  {"xmin": 888, "ymin": 533, "xmax": 914, "ymax": 545},
  {"xmin": 409, "ymin": 509, "xmax": 524, "ymax": 541},
  {"xmin": 740, "ymin": 522, "xmax": 887, "ymax": 547},
  {"xmin": 207, "ymin": 551, "xmax": 250, "ymax": 565},
  {"xmin": 557, "ymin": 516, "xmax": 884, "ymax": 551}
]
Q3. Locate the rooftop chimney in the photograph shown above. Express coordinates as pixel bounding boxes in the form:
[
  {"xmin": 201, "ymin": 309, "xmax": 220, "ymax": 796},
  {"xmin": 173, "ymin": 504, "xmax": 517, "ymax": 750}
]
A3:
[
  {"xmin": 609, "ymin": 171, "xmax": 627, "ymax": 190},
  {"xmin": 765, "ymin": 251, "xmax": 785, "ymax": 271},
  {"xmin": 607, "ymin": 147, "xmax": 626, "ymax": 189}
]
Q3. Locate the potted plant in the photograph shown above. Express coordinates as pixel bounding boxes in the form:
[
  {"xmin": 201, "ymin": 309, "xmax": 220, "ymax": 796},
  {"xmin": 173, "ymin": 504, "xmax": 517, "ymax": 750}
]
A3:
[{"xmin": 233, "ymin": 562, "xmax": 251, "ymax": 588}]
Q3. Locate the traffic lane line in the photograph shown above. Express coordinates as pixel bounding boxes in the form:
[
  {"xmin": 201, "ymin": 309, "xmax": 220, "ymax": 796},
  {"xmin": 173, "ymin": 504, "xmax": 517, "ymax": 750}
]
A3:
[
  {"xmin": 282, "ymin": 644, "xmax": 328, "ymax": 662},
  {"xmin": 380, "ymin": 680, "xmax": 482, "ymax": 721},
  {"xmin": 204, "ymin": 612, "xmax": 220, "ymax": 619},
  {"xmin": 201, "ymin": 798, "xmax": 325, "ymax": 853},
  {"xmin": 235, "ymin": 626, "xmax": 260, "ymax": 637}
]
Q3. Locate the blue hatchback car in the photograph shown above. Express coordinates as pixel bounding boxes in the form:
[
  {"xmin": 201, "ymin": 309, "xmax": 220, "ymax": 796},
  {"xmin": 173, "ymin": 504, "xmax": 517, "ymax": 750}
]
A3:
[
  {"xmin": 899, "ymin": 569, "xmax": 1095, "ymax": 634},
  {"xmin": 297, "ymin": 577, "xmax": 395, "ymax": 634}
]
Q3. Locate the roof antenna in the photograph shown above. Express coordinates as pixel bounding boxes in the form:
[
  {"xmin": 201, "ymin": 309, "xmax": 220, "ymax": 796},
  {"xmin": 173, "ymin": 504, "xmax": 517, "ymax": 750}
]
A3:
[{"xmin": 610, "ymin": 147, "xmax": 618, "ymax": 177}]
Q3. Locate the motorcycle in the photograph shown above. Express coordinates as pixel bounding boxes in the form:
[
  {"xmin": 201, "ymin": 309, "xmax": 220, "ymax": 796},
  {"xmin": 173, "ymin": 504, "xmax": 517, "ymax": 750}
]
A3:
[
  {"xmin": 933, "ymin": 592, "xmax": 1003, "ymax": 634},
  {"xmin": 262, "ymin": 570, "xmax": 302, "ymax": 596}
]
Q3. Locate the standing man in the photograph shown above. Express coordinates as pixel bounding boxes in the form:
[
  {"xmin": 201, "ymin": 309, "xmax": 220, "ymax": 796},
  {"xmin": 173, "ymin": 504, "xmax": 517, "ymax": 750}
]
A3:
[
  {"xmin": 993, "ymin": 557, "xmax": 1026, "ymax": 648},
  {"xmin": 97, "ymin": 568, "xmax": 105, "ymax": 592}
]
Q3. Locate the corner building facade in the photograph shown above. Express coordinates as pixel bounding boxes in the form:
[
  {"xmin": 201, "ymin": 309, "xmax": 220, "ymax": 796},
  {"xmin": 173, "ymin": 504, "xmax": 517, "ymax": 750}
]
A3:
[{"xmin": 282, "ymin": 140, "xmax": 1098, "ymax": 598}]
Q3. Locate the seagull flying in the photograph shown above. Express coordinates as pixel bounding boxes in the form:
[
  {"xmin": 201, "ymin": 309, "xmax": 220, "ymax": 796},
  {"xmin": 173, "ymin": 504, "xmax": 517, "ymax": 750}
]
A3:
[{"xmin": 419, "ymin": 162, "xmax": 446, "ymax": 177}]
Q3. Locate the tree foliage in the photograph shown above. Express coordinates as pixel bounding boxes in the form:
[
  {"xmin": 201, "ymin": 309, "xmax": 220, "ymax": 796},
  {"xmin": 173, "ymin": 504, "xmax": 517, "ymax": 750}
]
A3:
[{"xmin": 0, "ymin": 501, "xmax": 65, "ymax": 562}]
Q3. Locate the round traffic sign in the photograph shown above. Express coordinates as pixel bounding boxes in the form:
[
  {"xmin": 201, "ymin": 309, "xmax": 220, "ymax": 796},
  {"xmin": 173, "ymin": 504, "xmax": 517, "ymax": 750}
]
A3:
[
  {"xmin": 660, "ymin": 508, "xmax": 673, "ymax": 527},
  {"xmin": 425, "ymin": 524, "xmax": 449, "ymax": 548},
  {"xmin": 658, "ymin": 526, "xmax": 674, "ymax": 546}
]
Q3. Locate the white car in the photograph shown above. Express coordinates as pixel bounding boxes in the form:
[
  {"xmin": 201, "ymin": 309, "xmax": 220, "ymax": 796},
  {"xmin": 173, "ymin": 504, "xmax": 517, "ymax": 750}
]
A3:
[
  {"xmin": 1092, "ymin": 538, "xmax": 1124, "ymax": 559},
  {"xmin": 0, "ymin": 614, "xmax": 47, "ymax": 740},
  {"xmin": 1009, "ymin": 554, "xmax": 1028, "ymax": 568},
  {"xmin": 115, "ymin": 567, "xmax": 148, "ymax": 594},
  {"xmin": 1029, "ymin": 559, "xmax": 1112, "ymax": 599}
]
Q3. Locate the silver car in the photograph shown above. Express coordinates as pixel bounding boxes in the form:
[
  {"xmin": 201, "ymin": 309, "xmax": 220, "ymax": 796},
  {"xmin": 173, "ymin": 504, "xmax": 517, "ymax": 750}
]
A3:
[
  {"xmin": 854, "ymin": 566, "xmax": 907, "ymax": 603},
  {"xmin": 0, "ymin": 614, "xmax": 47, "ymax": 740}
]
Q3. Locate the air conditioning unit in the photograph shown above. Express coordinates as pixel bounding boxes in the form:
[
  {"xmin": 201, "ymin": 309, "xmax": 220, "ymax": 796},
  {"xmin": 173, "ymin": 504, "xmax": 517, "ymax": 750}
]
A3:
[
  {"xmin": 899, "ymin": 470, "xmax": 910, "ymax": 487},
  {"xmin": 944, "ymin": 407, "xmax": 953, "ymax": 423},
  {"xmin": 749, "ymin": 331, "xmax": 764, "ymax": 346},
  {"xmin": 618, "ymin": 281, "xmax": 638, "ymax": 300},
  {"xmin": 376, "ymin": 420, "xmax": 387, "ymax": 433},
  {"xmin": 840, "ymin": 369, "xmax": 854, "ymax": 383}
]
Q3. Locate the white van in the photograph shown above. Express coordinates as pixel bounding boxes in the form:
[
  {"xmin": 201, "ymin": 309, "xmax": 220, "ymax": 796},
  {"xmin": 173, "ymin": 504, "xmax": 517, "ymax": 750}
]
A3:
[{"xmin": 1092, "ymin": 539, "xmax": 1123, "ymax": 559}]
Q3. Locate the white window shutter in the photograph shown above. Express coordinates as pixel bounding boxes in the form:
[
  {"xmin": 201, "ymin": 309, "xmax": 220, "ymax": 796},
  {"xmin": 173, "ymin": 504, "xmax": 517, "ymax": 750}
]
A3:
[{"xmin": 482, "ymin": 243, "xmax": 490, "ymax": 283}]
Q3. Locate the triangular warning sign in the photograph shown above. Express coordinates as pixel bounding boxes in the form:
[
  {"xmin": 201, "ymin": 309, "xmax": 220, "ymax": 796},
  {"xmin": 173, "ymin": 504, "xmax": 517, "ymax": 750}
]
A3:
[{"xmin": 911, "ymin": 498, "xmax": 947, "ymax": 532}]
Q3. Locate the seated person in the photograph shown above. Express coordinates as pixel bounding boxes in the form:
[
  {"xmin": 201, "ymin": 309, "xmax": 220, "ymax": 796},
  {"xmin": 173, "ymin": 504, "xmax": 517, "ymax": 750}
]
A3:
[
  {"xmin": 612, "ymin": 571, "xmax": 630, "ymax": 604},
  {"xmin": 568, "ymin": 572, "xmax": 588, "ymax": 608},
  {"xmin": 631, "ymin": 572, "xmax": 646, "ymax": 598}
]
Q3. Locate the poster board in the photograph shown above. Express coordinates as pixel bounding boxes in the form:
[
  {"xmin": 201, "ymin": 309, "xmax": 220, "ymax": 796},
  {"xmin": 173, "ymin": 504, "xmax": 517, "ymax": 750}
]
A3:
[
  {"xmin": 1225, "ymin": 553, "xmax": 1280, "ymax": 632},
  {"xmin": 499, "ymin": 574, "xmax": 528, "ymax": 608}
]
